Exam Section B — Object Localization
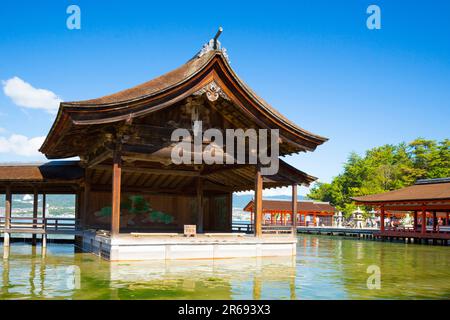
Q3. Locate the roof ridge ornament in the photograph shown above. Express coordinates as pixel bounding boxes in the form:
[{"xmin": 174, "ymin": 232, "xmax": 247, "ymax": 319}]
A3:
[
  {"xmin": 193, "ymin": 80, "xmax": 230, "ymax": 102},
  {"xmin": 197, "ymin": 27, "xmax": 230, "ymax": 63}
]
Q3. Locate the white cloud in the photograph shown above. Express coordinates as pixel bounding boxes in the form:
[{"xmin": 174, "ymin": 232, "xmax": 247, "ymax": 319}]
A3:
[
  {"xmin": 0, "ymin": 134, "xmax": 46, "ymax": 157},
  {"xmin": 2, "ymin": 77, "xmax": 62, "ymax": 114}
]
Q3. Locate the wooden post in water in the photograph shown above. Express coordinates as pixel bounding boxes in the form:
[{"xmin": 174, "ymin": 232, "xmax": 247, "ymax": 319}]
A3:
[
  {"xmin": 32, "ymin": 188, "xmax": 38, "ymax": 246},
  {"xmin": 4, "ymin": 186, "xmax": 12, "ymax": 247},
  {"xmin": 254, "ymin": 166, "xmax": 263, "ymax": 237},
  {"xmin": 42, "ymin": 193, "xmax": 47, "ymax": 249},
  {"xmin": 380, "ymin": 205, "xmax": 385, "ymax": 232},
  {"xmin": 111, "ymin": 149, "xmax": 122, "ymax": 237},
  {"xmin": 196, "ymin": 177, "xmax": 204, "ymax": 233}
]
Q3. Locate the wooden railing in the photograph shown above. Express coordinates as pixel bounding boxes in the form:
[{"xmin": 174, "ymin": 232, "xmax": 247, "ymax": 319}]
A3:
[
  {"xmin": 232, "ymin": 223, "xmax": 253, "ymax": 234},
  {"xmin": 232, "ymin": 223, "xmax": 296, "ymax": 235},
  {"xmin": 262, "ymin": 225, "xmax": 295, "ymax": 235},
  {"xmin": 0, "ymin": 217, "xmax": 79, "ymax": 234}
]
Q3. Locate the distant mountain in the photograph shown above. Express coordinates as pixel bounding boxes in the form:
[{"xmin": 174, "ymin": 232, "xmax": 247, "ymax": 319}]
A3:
[
  {"xmin": 0, "ymin": 193, "xmax": 306, "ymax": 213},
  {"xmin": 0, "ymin": 194, "xmax": 75, "ymax": 214},
  {"xmin": 232, "ymin": 194, "xmax": 307, "ymax": 209}
]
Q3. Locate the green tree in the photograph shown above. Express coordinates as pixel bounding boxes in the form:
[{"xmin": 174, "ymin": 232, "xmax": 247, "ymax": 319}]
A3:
[{"xmin": 307, "ymin": 138, "xmax": 449, "ymax": 212}]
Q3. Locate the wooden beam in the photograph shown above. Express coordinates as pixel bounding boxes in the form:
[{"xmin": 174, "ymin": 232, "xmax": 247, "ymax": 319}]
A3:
[
  {"xmin": 292, "ymin": 184, "xmax": 298, "ymax": 229},
  {"xmin": 196, "ymin": 177, "xmax": 204, "ymax": 233},
  {"xmin": 254, "ymin": 166, "xmax": 263, "ymax": 237},
  {"xmin": 122, "ymin": 153, "xmax": 173, "ymax": 165},
  {"xmin": 94, "ymin": 164, "xmax": 199, "ymax": 177},
  {"xmin": 203, "ymin": 180, "xmax": 234, "ymax": 192},
  {"xmin": 111, "ymin": 149, "xmax": 122, "ymax": 236},
  {"xmin": 91, "ymin": 184, "xmax": 191, "ymax": 195},
  {"xmin": 87, "ymin": 150, "xmax": 111, "ymax": 168}
]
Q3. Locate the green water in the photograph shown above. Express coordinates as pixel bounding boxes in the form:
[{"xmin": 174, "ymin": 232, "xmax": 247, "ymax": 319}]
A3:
[{"xmin": 0, "ymin": 235, "xmax": 449, "ymax": 300}]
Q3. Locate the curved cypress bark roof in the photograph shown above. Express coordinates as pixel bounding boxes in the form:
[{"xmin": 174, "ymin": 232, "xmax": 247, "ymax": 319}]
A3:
[
  {"xmin": 40, "ymin": 49, "xmax": 328, "ymax": 159},
  {"xmin": 243, "ymin": 199, "xmax": 335, "ymax": 213}
]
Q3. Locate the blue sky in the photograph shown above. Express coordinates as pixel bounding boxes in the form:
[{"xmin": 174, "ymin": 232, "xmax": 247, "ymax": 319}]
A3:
[{"xmin": 0, "ymin": 1, "xmax": 449, "ymax": 195}]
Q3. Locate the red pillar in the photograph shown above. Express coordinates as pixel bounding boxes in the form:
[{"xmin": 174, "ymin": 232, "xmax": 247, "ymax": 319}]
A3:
[
  {"xmin": 292, "ymin": 184, "xmax": 298, "ymax": 228},
  {"xmin": 380, "ymin": 206, "xmax": 385, "ymax": 232},
  {"xmin": 447, "ymin": 212, "xmax": 450, "ymax": 226},
  {"xmin": 413, "ymin": 211, "xmax": 418, "ymax": 232},
  {"xmin": 432, "ymin": 211, "xmax": 437, "ymax": 232},
  {"xmin": 254, "ymin": 166, "xmax": 263, "ymax": 237},
  {"xmin": 421, "ymin": 207, "xmax": 427, "ymax": 234}
]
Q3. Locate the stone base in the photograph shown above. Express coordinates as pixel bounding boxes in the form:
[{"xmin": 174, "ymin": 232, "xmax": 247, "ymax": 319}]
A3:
[{"xmin": 80, "ymin": 231, "xmax": 297, "ymax": 261}]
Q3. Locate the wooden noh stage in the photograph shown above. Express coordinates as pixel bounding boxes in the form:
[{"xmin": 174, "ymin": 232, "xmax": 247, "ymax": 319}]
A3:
[
  {"xmin": 353, "ymin": 178, "xmax": 450, "ymax": 244},
  {"xmin": 243, "ymin": 199, "xmax": 335, "ymax": 227},
  {"xmin": 1, "ymin": 36, "xmax": 327, "ymax": 260}
]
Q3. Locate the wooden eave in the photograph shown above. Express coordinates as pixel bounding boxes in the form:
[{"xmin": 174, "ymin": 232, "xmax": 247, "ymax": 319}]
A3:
[{"xmin": 40, "ymin": 50, "xmax": 327, "ymax": 159}]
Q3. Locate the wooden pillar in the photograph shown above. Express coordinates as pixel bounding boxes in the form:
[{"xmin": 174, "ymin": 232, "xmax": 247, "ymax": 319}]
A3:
[
  {"xmin": 4, "ymin": 186, "xmax": 12, "ymax": 247},
  {"xmin": 380, "ymin": 206, "xmax": 385, "ymax": 232},
  {"xmin": 447, "ymin": 212, "xmax": 449, "ymax": 226},
  {"xmin": 227, "ymin": 192, "xmax": 233, "ymax": 232},
  {"xmin": 111, "ymin": 150, "xmax": 122, "ymax": 237},
  {"xmin": 42, "ymin": 193, "xmax": 46, "ymax": 220},
  {"xmin": 254, "ymin": 166, "xmax": 263, "ymax": 237},
  {"xmin": 292, "ymin": 184, "xmax": 298, "ymax": 229},
  {"xmin": 74, "ymin": 191, "xmax": 79, "ymax": 220},
  {"xmin": 42, "ymin": 193, "xmax": 46, "ymax": 248},
  {"xmin": 432, "ymin": 211, "xmax": 437, "ymax": 232},
  {"xmin": 82, "ymin": 171, "xmax": 91, "ymax": 229},
  {"xmin": 413, "ymin": 211, "xmax": 418, "ymax": 231},
  {"xmin": 32, "ymin": 188, "xmax": 38, "ymax": 246},
  {"xmin": 421, "ymin": 207, "xmax": 427, "ymax": 234},
  {"xmin": 196, "ymin": 177, "xmax": 204, "ymax": 233}
]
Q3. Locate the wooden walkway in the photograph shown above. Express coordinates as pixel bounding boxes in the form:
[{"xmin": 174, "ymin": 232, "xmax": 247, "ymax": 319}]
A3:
[
  {"xmin": 296, "ymin": 226, "xmax": 377, "ymax": 236},
  {"xmin": 232, "ymin": 223, "xmax": 295, "ymax": 236},
  {"xmin": 296, "ymin": 226, "xmax": 450, "ymax": 245}
]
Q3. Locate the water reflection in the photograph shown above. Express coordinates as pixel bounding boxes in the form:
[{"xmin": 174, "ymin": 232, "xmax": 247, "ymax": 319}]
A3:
[{"xmin": 0, "ymin": 235, "xmax": 449, "ymax": 300}]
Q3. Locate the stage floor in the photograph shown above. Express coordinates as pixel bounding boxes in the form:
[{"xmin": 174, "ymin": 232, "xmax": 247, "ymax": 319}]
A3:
[{"xmin": 80, "ymin": 231, "xmax": 297, "ymax": 261}]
